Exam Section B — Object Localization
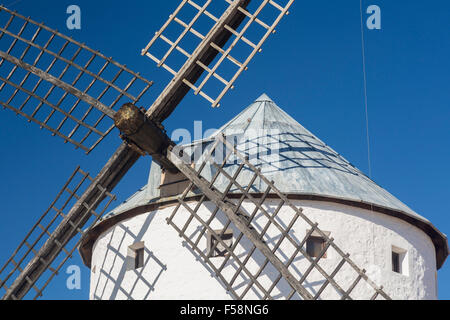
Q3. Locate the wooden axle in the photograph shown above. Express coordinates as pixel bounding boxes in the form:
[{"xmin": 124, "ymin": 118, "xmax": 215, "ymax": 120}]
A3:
[{"xmin": 114, "ymin": 103, "xmax": 178, "ymax": 173}]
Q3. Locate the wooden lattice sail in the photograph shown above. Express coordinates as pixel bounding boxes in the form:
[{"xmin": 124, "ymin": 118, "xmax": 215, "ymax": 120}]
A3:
[
  {"xmin": 2, "ymin": 0, "xmax": 446, "ymax": 301},
  {"xmin": 0, "ymin": 167, "xmax": 116, "ymax": 300},
  {"xmin": 166, "ymin": 133, "xmax": 391, "ymax": 300},
  {"xmin": 142, "ymin": 0, "xmax": 294, "ymax": 117},
  {"xmin": 0, "ymin": 0, "xmax": 298, "ymax": 299},
  {"xmin": 0, "ymin": 6, "xmax": 153, "ymax": 153}
]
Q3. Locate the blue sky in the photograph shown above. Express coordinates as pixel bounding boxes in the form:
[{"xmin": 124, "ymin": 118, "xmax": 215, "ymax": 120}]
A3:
[{"xmin": 0, "ymin": 0, "xmax": 448, "ymax": 300}]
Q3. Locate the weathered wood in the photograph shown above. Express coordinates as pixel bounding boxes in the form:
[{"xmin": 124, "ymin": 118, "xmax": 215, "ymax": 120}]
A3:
[
  {"xmin": 176, "ymin": 197, "xmax": 272, "ymax": 297},
  {"xmin": 209, "ymin": 159, "xmax": 351, "ymax": 298},
  {"xmin": 0, "ymin": 50, "xmax": 116, "ymax": 119},
  {"xmin": 114, "ymin": 103, "xmax": 178, "ymax": 173},
  {"xmin": 166, "ymin": 218, "xmax": 240, "ymax": 298},
  {"xmin": 145, "ymin": 0, "xmax": 251, "ymax": 122},
  {"xmin": 217, "ymin": 135, "xmax": 392, "ymax": 300},
  {"xmin": 167, "ymin": 147, "xmax": 314, "ymax": 300},
  {"xmin": 312, "ymin": 255, "xmax": 348, "ymax": 299},
  {"xmin": 2, "ymin": 142, "xmax": 140, "ymax": 300}
]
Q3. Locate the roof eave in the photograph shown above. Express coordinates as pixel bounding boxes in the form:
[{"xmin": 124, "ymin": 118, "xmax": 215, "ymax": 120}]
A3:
[{"xmin": 78, "ymin": 192, "xmax": 448, "ymax": 270}]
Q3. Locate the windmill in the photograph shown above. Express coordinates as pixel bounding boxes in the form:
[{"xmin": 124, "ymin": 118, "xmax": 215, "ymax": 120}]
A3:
[{"xmin": 0, "ymin": 0, "xmax": 432, "ymax": 300}]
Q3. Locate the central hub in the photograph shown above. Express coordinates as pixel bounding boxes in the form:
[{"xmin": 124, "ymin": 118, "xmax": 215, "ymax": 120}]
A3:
[
  {"xmin": 114, "ymin": 103, "xmax": 178, "ymax": 173},
  {"xmin": 114, "ymin": 103, "xmax": 146, "ymax": 136}
]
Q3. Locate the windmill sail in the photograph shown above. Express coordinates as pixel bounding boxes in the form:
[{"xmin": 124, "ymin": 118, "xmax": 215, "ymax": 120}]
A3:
[
  {"xmin": 0, "ymin": 166, "xmax": 116, "ymax": 300},
  {"xmin": 165, "ymin": 134, "xmax": 391, "ymax": 300},
  {"xmin": 0, "ymin": 0, "xmax": 339, "ymax": 301},
  {"xmin": 142, "ymin": 0, "xmax": 294, "ymax": 115},
  {"xmin": 0, "ymin": 6, "xmax": 153, "ymax": 153},
  {"xmin": 0, "ymin": 143, "xmax": 140, "ymax": 300}
]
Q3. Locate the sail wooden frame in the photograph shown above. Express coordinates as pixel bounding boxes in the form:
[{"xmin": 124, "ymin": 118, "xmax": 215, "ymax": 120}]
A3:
[
  {"xmin": 0, "ymin": 166, "xmax": 116, "ymax": 300},
  {"xmin": 166, "ymin": 134, "xmax": 391, "ymax": 300},
  {"xmin": 142, "ymin": 0, "xmax": 294, "ymax": 108},
  {"xmin": 0, "ymin": 6, "xmax": 153, "ymax": 153}
]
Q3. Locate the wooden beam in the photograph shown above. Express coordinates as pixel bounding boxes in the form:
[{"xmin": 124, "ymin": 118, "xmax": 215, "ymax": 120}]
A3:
[
  {"xmin": 0, "ymin": 50, "xmax": 115, "ymax": 119},
  {"xmin": 114, "ymin": 103, "xmax": 178, "ymax": 173},
  {"xmin": 2, "ymin": 143, "xmax": 140, "ymax": 300},
  {"xmin": 167, "ymin": 147, "xmax": 314, "ymax": 300},
  {"xmin": 217, "ymin": 135, "xmax": 392, "ymax": 300}
]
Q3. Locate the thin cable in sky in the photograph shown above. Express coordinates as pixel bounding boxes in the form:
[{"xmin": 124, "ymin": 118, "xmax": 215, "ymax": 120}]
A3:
[
  {"xmin": 5, "ymin": 0, "xmax": 23, "ymax": 7},
  {"xmin": 359, "ymin": 0, "xmax": 372, "ymax": 178}
]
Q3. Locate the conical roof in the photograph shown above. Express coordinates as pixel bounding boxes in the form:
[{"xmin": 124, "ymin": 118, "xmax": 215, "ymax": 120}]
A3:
[
  {"xmin": 97, "ymin": 94, "xmax": 447, "ymax": 269},
  {"xmin": 161, "ymin": 93, "xmax": 418, "ymax": 218}
]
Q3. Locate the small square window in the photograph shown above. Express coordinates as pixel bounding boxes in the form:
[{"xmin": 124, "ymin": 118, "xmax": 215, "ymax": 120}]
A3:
[
  {"xmin": 305, "ymin": 230, "xmax": 330, "ymax": 259},
  {"xmin": 127, "ymin": 242, "xmax": 145, "ymax": 270},
  {"xmin": 306, "ymin": 237, "xmax": 326, "ymax": 258},
  {"xmin": 207, "ymin": 229, "xmax": 233, "ymax": 257},
  {"xmin": 391, "ymin": 246, "xmax": 408, "ymax": 275}
]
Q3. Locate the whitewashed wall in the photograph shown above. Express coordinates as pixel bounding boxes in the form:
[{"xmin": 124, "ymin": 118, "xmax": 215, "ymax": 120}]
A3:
[{"xmin": 89, "ymin": 200, "xmax": 437, "ymax": 300}]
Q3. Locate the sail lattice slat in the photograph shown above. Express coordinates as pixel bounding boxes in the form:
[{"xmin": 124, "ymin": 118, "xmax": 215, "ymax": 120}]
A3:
[
  {"xmin": 0, "ymin": 6, "xmax": 153, "ymax": 153},
  {"xmin": 167, "ymin": 134, "xmax": 391, "ymax": 300},
  {"xmin": 0, "ymin": 166, "xmax": 116, "ymax": 300},
  {"xmin": 142, "ymin": 0, "xmax": 294, "ymax": 107}
]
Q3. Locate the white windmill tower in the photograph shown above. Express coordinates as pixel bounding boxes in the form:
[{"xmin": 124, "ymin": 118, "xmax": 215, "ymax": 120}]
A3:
[
  {"xmin": 80, "ymin": 93, "xmax": 448, "ymax": 300},
  {"xmin": 0, "ymin": 0, "xmax": 447, "ymax": 301}
]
